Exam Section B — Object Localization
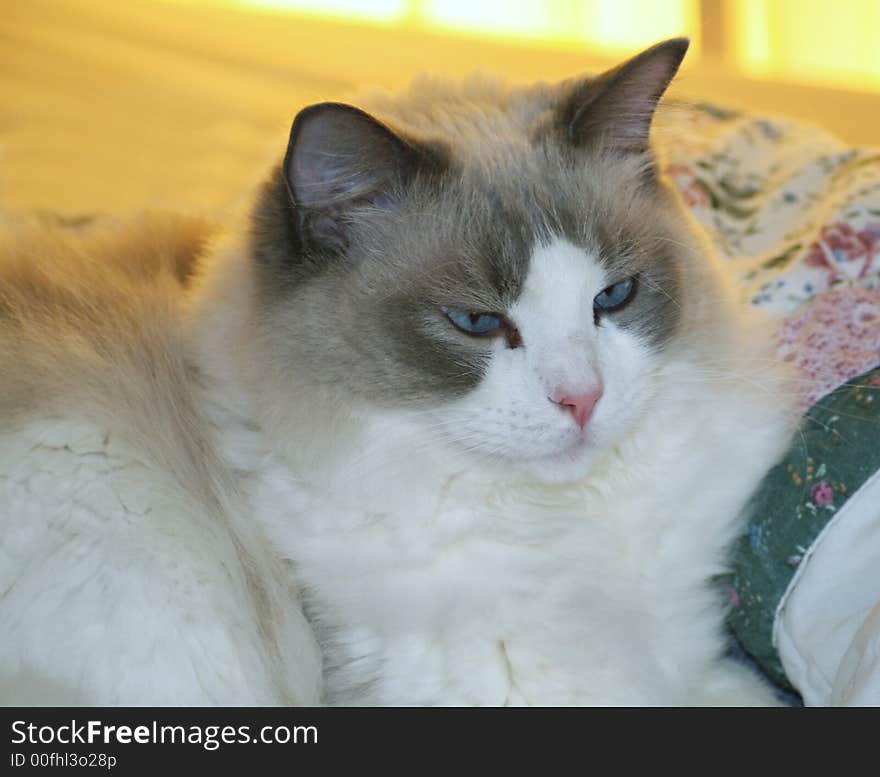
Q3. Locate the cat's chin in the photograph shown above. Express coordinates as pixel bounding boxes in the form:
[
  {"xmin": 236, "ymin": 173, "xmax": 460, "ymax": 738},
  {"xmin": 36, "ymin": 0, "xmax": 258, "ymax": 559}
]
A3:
[{"xmin": 518, "ymin": 440, "xmax": 599, "ymax": 485}]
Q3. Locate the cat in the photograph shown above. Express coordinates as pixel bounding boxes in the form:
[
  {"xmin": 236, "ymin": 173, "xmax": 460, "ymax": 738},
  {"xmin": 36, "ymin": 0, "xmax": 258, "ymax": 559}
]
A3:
[{"xmin": 0, "ymin": 38, "xmax": 797, "ymax": 705}]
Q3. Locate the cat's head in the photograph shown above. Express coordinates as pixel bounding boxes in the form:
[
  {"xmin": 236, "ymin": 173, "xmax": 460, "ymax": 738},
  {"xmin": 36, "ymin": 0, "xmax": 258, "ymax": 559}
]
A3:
[{"xmin": 251, "ymin": 38, "xmax": 702, "ymax": 483}]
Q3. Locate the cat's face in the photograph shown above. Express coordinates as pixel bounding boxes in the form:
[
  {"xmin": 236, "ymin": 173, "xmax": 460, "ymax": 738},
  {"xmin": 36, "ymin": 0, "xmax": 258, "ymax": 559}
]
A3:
[
  {"xmin": 443, "ymin": 236, "xmax": 675, "ymax": 483},
  {"xmin": 252, "ymin": 38, "xmax": 692, "ymax": 483}
]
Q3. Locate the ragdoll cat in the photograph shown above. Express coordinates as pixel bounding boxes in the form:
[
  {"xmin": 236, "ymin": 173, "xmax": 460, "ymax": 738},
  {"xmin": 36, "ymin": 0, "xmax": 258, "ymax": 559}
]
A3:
[{"xmin": 0, "ymin": 38, "xmax": 797, "ymax": 705}]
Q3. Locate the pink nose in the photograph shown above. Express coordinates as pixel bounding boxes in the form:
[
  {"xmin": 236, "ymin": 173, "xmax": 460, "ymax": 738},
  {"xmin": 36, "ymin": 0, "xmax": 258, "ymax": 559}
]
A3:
[{"xmin": 551, "ymin": 388, "xmax": 603, "ymax": 429}]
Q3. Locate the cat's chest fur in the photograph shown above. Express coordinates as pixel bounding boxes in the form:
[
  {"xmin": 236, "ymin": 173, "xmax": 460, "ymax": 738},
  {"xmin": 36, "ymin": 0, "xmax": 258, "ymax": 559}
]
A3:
[{"xmin": 225, "ymin": 367, "xmax": 785, "ymax": 706}]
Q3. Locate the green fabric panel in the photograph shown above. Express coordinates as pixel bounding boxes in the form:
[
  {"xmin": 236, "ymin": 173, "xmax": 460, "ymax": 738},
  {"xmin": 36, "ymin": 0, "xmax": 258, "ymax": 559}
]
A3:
[{"xmin": 726, "ymin": 366, "xmax": 880, "ymax": 690}]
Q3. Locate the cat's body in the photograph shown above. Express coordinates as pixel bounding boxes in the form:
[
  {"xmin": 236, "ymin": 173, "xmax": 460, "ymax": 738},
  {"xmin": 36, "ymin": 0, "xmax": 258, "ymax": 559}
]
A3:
[
  {"xmin": 0, "ymin": 217, "xmax": 321, "ymax": 704},
  {"xmin": 0, "ymin": 40, "xmax": 798, "ymax": 705}
]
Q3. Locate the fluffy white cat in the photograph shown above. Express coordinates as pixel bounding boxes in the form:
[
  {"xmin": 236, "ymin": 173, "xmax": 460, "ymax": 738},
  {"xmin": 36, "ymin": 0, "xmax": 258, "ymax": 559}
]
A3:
[{"xmin": 0, "ymin": 39, "xmax": 797, "ymax": 705}]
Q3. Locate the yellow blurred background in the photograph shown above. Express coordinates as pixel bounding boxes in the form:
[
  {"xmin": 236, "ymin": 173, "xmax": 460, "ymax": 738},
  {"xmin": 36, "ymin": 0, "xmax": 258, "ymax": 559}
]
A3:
[
  {"xmin": 3, "ymin": 0, "xmax": 879, "ymax": 217},
  {"xmin": 192, "ymin": 0, "xmax": 880, "ymax": 92}
]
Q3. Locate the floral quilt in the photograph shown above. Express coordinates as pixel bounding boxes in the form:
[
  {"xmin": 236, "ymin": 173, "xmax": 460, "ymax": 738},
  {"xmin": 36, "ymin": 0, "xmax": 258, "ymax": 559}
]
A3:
[{"xmin": 658, "ymin": 103, "xmax": 880, "ymax": 697}]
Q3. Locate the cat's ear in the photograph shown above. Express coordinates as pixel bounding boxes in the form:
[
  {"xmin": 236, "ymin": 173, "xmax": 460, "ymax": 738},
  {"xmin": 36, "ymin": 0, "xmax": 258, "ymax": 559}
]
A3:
[
  {"xmin": 559, "ymin": 37, "xmax": 689, "ymax": 154},
  {"xmin": 284, "ymin": 102, "xmax": 430, "ymax": 254}
]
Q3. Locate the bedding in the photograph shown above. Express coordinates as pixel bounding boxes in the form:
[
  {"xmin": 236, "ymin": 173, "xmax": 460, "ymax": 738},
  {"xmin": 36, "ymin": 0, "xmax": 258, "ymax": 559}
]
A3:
[{"xmin": 658, "ymin": 103, "xmax": 880, "ymax": 705}]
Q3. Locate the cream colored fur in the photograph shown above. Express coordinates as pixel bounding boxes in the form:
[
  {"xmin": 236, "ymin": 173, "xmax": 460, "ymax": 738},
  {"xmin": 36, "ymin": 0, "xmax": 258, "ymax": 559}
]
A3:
[{"xmin": 0, "ymin": 216, "xmax": 321, "ymax": 704}]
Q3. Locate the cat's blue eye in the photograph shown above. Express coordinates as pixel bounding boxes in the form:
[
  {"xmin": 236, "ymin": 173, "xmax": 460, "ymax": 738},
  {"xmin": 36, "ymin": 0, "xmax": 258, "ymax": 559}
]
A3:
[
  {"xmin": 441, "ymin": 307, "xmax": 504, "ymax": 336},
  {"xmin": 593, "ymin": 277, "xmax": 636, "ymax": 313}
]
